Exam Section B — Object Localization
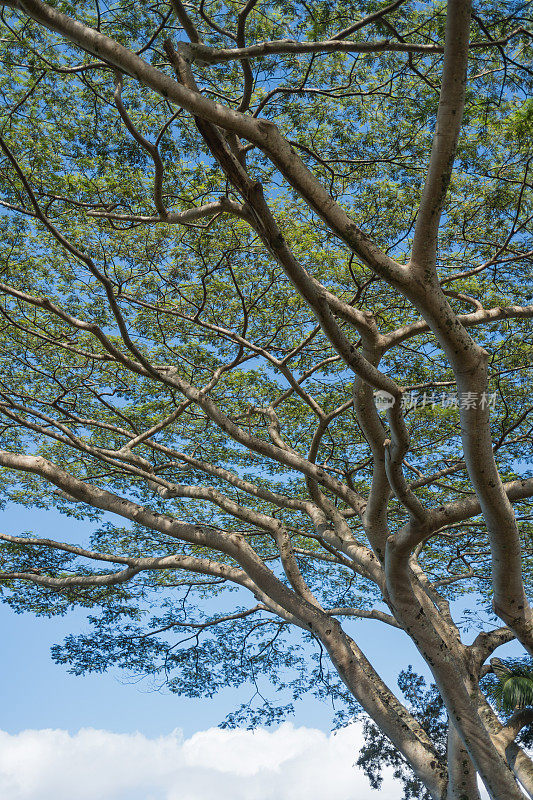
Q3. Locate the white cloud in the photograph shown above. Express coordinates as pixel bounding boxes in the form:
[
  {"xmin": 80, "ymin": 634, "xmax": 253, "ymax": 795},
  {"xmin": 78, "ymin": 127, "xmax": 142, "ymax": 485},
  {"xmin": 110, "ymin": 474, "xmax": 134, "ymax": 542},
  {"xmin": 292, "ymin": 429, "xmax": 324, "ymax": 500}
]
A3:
[
  {"xmin": 0, "ymin": 723, "xmax": 406, "ymax": 800},
  {"xmin": 0, "ymin": 723, "xmax": 494, "ymax": 800}
]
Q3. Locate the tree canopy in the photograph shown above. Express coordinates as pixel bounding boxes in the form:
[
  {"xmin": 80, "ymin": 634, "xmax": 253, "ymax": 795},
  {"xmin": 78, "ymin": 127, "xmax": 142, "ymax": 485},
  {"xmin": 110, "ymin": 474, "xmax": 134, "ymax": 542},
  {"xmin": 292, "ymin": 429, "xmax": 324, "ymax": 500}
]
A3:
[{"xmin": 0, "ymin": 1, "xmax": 532, "ymax": 798}]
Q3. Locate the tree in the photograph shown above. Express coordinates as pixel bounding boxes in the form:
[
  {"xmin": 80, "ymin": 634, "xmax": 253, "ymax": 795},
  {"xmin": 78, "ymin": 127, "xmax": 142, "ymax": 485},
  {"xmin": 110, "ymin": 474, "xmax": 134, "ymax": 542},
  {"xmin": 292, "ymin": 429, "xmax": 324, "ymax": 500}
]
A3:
[
  {"xmin": 0, "ymin": 0, "xmax": 532, "ymax": 797},
  {"xmin": 357, "ymin": 661, "xmax": 533, "ymax": 800},
  {"xmin": 487, "ymin": 658, "xmax": 533, "ymax": 714},
  {"xmin": 358, "ymin": 666, "xmax": 448, "ymax": 800}
]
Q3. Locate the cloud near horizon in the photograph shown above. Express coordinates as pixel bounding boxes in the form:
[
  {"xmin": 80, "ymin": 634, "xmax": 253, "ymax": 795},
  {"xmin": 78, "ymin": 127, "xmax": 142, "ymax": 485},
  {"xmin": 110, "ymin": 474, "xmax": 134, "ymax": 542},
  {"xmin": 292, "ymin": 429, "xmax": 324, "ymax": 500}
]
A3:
[{"xmin": 0, "ymin": 722, "xmax": 407, "ymax": 800}]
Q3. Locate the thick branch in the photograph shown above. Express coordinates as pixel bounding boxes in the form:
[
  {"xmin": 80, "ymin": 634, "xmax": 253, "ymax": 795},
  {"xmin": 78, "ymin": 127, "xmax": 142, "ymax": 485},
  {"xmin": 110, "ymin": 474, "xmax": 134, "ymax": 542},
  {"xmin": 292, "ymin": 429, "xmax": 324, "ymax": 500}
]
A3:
[
  {"xmin": 410, "ymin": 0, "xmax": 471, "ymax": 273},
  {"xmin": 87, "ymin": 197, "xmax": 250, "ymax": 225},
  {"xmin": 188, "ymin": 38, "xmax": 446, "ymax": 64}
]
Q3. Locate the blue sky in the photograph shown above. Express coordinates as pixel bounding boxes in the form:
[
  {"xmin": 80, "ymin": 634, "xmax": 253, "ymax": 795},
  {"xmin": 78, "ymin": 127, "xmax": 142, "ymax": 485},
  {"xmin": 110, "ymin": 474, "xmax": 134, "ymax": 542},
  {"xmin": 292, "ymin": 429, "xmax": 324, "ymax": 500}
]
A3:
[
  {"xmin": 0, "ymin": 502, "xmax": 518, "ymax": 799},
  {"xmin": 0, "ymin": 506, "xmax": 426, "ymax": 736},
  {"xmin": 0, "ymin": 503, "xmax": 430, "ymax": 735}
]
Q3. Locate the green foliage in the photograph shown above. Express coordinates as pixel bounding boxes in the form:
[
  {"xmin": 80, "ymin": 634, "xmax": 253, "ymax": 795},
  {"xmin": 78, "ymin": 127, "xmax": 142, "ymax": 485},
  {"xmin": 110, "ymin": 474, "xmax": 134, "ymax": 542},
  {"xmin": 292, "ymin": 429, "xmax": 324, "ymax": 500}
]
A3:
[
  {"xmin": 507, "ymin": 99, "xmax": 533, "ymax": 144},
  {"xmin": 485, "ymin": 658, "xmax": 533, "ymax": 713},
  {"xmin": 357, "ymin": 668, "xmax": 446, "ymax": 800}
]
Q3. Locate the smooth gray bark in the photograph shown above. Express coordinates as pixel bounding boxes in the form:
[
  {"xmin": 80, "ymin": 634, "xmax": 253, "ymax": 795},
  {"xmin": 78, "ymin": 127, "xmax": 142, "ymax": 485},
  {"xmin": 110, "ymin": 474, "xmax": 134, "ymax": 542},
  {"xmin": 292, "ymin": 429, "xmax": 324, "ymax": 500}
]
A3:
[{"xmin": 447, "ymin": 721, "xmax": 482, "ymax": 800}]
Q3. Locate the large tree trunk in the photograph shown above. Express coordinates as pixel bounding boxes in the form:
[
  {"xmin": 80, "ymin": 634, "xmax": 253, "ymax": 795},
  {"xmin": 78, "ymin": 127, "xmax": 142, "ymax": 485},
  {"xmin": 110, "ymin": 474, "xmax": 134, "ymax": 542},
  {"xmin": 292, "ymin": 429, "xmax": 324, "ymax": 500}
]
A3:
[
  {"xmin": 384, "ymin": 541, "xmax": 526, "ymax": 800},
  {"xmin": 505, "ymin": 743, "xmax": 533, "ymax": 798},
  {"xmin": 447, "ymin": 721, "xmax": 481, "ymax": 800},
  {"xmin": 318, "ymin": 623, "xmax": 448, "ymax": 799},
  {"xmin": 472, "ymin": 684, "xmax": 533, "ymax": 798},
  {"xmin": 432, "ymin": 681, "xmax": 523, "ymax": 800}
]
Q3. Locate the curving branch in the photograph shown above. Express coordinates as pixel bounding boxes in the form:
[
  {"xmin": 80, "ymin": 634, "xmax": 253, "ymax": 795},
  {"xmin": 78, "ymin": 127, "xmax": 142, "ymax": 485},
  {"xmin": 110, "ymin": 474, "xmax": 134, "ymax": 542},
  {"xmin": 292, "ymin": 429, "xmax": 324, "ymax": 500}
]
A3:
[
  {"xmin": 113, "ymin": 71, "xmax": 168, "ymax": 218},
  {"xmin": 384, "ymin": 304, "xmax": 533, "ymax": 348},
  {"xmin": 410, "ymin": 0, "xmax": 471, "ymax": 273},
  {"xmin": 325, "ymin": 606, "xmax": 401, "ymax": 628},
  {"xmin": 185, "ymin": 27, "xmax": 529, "ymax": 65},
  {"xmin": 187, "ymin": 38, "xmax": 446, "ymax": 65},
  {"xmin": 87, "ymin": 197, "xmax": 250, "ymax": 225}
]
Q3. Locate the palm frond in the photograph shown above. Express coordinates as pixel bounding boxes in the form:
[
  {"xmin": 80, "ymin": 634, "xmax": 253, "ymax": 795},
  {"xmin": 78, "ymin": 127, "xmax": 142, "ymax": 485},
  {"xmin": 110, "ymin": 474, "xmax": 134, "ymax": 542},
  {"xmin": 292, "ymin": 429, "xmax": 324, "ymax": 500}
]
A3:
[{"xmin": 487, "ymin": 659, "xmax": 533, "ymax": 712}]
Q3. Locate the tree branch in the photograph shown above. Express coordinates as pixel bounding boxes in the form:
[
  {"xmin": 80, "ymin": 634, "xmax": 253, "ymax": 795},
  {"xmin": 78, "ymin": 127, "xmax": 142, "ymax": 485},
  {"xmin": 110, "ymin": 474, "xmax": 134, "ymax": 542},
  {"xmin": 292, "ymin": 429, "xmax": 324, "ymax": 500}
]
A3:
[{"xmin": 410, "ymin": 0, "xmax": 471, "ymax": 274}]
